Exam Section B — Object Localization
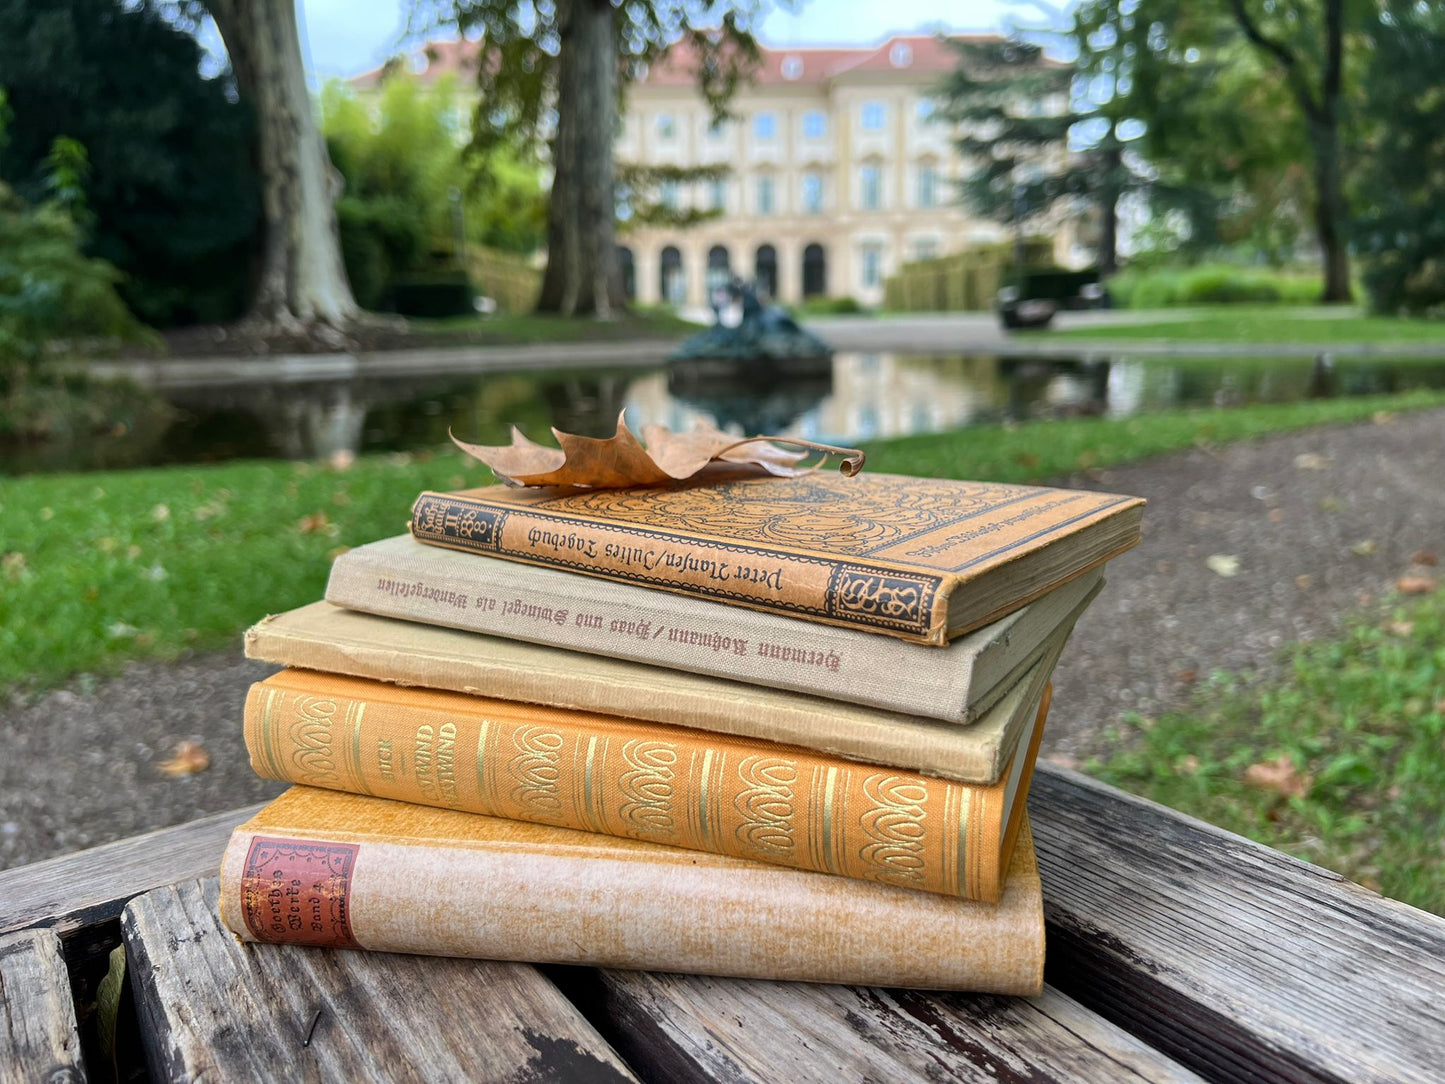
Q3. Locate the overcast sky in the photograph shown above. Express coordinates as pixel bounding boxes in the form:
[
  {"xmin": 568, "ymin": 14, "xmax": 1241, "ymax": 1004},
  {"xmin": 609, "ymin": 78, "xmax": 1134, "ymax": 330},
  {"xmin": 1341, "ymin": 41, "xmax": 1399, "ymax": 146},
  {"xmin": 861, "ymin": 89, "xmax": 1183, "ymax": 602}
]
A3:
[{"xmin": 294, "ymin": 0, "xmax": 1044, "ymax": 79}]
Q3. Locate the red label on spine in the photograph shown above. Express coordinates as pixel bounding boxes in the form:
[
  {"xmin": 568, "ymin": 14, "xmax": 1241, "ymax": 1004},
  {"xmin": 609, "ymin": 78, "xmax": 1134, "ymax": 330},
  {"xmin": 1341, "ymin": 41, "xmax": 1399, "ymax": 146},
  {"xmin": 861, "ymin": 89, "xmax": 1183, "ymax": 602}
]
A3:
[{"xmin": 240, "ymin": 836, "xmax": 362, "ymax": 949}]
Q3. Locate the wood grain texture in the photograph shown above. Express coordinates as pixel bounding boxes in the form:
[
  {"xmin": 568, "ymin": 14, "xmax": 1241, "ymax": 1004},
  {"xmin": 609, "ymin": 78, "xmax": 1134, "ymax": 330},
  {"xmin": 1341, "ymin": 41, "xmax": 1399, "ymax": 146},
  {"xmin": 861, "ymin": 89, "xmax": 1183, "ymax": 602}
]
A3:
[
  {"xmin": 0, "ymin": 928, "xmax": 85, "ymax": 1084},
  {"xmin": 0, "ymin": 804, "xmax": 262, "ymax": 937},
  {"xmin": 123, "ymin": 878, "xmax": 636, "ymax": 1084},
  {"xmin": 1031, "ymin": 765, "xmax": 1445, "ymax": 1084},
  {"xmin": 588, "ymin": 969, "xmax": 1204, "ymax": 1084}
]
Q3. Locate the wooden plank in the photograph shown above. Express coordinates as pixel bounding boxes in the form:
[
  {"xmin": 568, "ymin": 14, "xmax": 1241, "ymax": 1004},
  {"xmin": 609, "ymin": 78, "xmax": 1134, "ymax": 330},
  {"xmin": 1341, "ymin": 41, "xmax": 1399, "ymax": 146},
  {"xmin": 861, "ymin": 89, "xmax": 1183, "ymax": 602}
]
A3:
[
  {"xmin": 0, "ymin": 928, "xmax": 85, "ymax": 1084},
  {"xmin": 1031, "ymin": 765, "xmax": 1445, "ymax": 1084},
  {"xmin": 587, "ymin": 970, "xmax": 1204, "ymax": 1083},
  {"xmin": 0, "ymin": 804, "xmax": 263, "ymax": 938},
  {"xmin": 123, "ymin": 878, "xmax": 636, "ymax": 1084}
]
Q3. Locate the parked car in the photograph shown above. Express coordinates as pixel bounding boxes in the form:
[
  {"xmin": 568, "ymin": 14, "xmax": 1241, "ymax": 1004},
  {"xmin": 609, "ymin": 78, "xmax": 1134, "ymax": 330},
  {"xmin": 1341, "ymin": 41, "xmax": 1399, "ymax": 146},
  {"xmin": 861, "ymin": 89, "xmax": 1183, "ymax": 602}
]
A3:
[{"xmin": 997, "ymin": 268, "xmax": 1110, "ymax": 330}]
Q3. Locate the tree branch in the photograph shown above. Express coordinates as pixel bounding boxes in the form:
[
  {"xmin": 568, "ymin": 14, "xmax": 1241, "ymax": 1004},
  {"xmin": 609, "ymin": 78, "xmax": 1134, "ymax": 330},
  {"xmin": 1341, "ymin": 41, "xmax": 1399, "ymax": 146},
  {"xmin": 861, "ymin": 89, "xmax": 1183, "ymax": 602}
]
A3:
[{"xmin": 1223, "ymin": 0, "xmax": 1322, "ymax": 122}]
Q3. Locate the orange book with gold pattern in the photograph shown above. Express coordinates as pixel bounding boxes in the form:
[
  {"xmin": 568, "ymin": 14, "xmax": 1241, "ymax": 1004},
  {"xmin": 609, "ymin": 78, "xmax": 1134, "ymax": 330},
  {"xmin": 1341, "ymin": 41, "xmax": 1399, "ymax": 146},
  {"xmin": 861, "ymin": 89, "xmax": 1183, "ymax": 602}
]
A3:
[
  {"xmin": 409, "ymin": 471, "xmax": 1143, "ymax": 644},
  {"xmin": 243, "ymin": 669, "xmax": 1053, "ymax": 902}
]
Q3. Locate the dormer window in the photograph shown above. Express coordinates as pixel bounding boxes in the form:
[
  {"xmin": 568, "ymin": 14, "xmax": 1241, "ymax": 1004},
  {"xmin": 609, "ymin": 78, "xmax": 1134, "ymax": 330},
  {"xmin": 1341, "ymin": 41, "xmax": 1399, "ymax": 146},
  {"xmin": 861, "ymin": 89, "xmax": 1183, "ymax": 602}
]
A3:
[
  {"xmin": 781, "ymin": 55, "xmax": 804, "ymax": 80},
  {"xmin": 890, "ymin": 42, "xmax": 913, "ymax": 68}
]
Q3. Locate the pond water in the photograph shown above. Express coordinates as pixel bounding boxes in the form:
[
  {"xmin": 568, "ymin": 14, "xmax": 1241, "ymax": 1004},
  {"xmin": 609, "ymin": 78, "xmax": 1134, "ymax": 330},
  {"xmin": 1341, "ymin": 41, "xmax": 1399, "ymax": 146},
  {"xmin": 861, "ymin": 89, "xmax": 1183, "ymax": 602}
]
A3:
[{"xmin": 7, "ymin": 351, "xmax": 1445, "ymax": 475}]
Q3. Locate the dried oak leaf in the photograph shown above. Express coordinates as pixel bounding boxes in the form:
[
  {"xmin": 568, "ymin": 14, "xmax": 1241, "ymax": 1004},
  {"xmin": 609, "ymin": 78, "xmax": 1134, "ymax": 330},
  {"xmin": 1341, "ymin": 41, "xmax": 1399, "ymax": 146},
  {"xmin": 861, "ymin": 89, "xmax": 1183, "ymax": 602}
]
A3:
[
  {"xmin": 452, "ymin": 412, "xmax": 864, "ymax": 489},
  {"xmin": 1243, "ymin": 754, "xmax": 1312, "ymax": 799},
  {"xmin": 1396, "ymin": 576, "xmax": 1437, "ymax": 595},
  {"xmin": 158, "ymin": 739, "xmax": 211, "ymax": 777}
]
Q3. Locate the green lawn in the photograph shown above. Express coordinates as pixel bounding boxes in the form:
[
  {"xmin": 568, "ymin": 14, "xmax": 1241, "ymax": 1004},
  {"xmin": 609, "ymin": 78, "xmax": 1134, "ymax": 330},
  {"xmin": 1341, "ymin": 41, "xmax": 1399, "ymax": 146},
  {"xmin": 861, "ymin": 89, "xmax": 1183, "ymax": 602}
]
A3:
[
  {"xmin": 1090, "ymin": 585, "xmax": 1445, "ymax": 915},
  {"xmin": 3, "ymin": 388, "xmax": 1444, "ymax": 694},
  {"xmin": 1049, "ymin": 308, "xmax": 1445, "ymax": 345}
]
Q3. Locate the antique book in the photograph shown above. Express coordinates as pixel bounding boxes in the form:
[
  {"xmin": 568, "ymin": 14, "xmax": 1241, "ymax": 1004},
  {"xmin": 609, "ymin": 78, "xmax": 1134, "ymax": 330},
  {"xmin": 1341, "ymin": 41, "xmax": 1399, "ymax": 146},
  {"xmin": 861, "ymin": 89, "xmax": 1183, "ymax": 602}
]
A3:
[
  {"xmin": 218, "ymin": 786, "xmax": 1046, "ymax": 994},
  {"xmin": 246, "ymin": 597, "xmax": 1079, "ymax": 784},
  {"xmin": 243, "ymin": 671, "xmax": 1054, "ymax": 901},
  {"xmin": 322, "ymin": 532, "xmax": 1103, "ymax": 722},
  {"xmin": 409, "ymin": 470, "xmax": 1143, "ymax": 644}
]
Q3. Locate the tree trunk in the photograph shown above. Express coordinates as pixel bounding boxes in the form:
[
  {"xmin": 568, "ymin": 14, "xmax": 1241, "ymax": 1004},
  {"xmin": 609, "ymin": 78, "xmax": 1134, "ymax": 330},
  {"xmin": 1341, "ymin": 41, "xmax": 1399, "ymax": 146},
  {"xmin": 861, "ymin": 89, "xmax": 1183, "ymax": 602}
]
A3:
[
  {"xmin": 535, "ymin": 0, "xmax": 623, "ymax": 317},
  {"xmin": 1097, "ymin": 138, "xmax": 1121, "ymax": 276},
  {"xmin": 1310, "ymin": 117, "xmax": 1352, "ymax": 303},
  {"xmin": 208, "ymin": 0, "xmax": 359, "ymax": 333}
]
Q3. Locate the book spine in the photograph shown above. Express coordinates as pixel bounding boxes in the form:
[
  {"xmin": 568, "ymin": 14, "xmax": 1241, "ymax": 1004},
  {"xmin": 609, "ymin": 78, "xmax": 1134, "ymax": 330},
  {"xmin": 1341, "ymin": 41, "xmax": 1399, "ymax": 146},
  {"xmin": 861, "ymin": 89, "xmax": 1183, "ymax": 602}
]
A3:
[
  {"xmin": 325, "ymin": 546, "xmax": 974, "ymax": 721},
  {"xmin": 409, "ymin": 492, "xmax": 952, "ymax": 645},
  {"xmin": 243, "ymin": 675, "xmax": 1011, "ymax": 900},
  {"xmin": 217, "ymin": 817, "xmax": 1044, "ymax": 993}
]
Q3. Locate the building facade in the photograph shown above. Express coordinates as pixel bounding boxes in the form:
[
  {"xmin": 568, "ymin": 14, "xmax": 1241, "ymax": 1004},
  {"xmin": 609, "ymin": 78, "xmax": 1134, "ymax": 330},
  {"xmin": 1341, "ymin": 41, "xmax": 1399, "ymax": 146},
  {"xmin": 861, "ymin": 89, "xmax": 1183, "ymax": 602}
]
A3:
[
  {"xmin": 355, "ymin": 34, "xmax": 1068, "ymax": 310},
  {"xmin": 617, "ymin": 35, "xmax": 1026, "ymax": 309}
]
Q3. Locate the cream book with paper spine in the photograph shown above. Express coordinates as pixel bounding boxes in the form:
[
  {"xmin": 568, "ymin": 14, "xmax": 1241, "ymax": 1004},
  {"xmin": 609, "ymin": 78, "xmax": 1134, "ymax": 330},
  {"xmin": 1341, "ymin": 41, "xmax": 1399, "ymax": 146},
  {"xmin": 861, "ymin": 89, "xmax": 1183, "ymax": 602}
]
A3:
[
  {"xmin": 218, "ymin": 786, "xmax": 1046, "ymax": 994},
  {"xmin": 246, "ymin": 594, "xmax": 1081, "ymax": 785},
  {"xmin": 323, "ymin": 534, "xmax": 1104, "ymax": 724}
]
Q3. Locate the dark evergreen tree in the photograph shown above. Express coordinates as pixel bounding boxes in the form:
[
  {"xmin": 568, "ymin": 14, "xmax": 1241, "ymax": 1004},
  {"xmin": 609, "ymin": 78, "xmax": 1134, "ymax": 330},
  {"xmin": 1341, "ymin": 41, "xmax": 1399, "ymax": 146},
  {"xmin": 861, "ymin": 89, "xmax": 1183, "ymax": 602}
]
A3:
[
  {"xmin": 934, "ymin": 38, "xmax": 1139, "ymax": 274},
  {"xmin": 0, "ymin": 0, "xmax": 261, "ymax": 326},
  {"xmin": 1353, "ymin": 1, "xmax": 1445, "ymax": 314}
]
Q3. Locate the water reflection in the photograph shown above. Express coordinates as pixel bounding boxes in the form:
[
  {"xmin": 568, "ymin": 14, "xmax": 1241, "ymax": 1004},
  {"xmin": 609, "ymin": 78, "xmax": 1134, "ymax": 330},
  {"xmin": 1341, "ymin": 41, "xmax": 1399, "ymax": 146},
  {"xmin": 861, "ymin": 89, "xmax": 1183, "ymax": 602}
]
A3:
[{"xmin": 8, "ymin": 351, "xmax": 1445, "ymax": 474}]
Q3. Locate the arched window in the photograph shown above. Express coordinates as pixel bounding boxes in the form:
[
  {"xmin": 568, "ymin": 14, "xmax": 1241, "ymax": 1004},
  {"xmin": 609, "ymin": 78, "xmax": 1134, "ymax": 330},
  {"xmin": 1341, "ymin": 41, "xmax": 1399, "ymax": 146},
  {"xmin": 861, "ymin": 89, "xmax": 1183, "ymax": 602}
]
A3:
[
  {"xmin": 706, "ymin": 245, "xmax": 732, "ymax": 294},
  {"xmin": 660, "ymin": 246, "xmax": 685, "ymax": 306},
  {"xmin": 802, "ymin": 243, "xmax": 827, "ymax": 298},
  {"xmin": 755, "ymin": 245, "xmax": 778, "ymax": 300},
  {"xmin": 616, "ymin": 245, "xmax": 636, "ymax": 301}
]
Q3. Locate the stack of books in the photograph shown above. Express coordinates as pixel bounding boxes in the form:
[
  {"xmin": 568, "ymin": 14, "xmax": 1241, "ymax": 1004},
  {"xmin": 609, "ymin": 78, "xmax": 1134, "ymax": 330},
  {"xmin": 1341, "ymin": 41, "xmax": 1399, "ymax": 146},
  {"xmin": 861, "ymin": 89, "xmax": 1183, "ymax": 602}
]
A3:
[{"xmin": 220, "ymin": 470, "xmax": 1143, "ymax": 993}]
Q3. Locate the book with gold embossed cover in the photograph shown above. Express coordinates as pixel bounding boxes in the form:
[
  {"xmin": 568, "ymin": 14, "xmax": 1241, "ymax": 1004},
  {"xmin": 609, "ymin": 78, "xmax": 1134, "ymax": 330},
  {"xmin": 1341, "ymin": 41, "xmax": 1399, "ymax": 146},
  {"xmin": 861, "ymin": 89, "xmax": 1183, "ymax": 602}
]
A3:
[
  {"xmin": 409, "ymin": 471, "xmax": 1143, "ymax": 645},
  {"xmin": 242, "ymin": 669, "xmax": 1054, "ymax": 902}
]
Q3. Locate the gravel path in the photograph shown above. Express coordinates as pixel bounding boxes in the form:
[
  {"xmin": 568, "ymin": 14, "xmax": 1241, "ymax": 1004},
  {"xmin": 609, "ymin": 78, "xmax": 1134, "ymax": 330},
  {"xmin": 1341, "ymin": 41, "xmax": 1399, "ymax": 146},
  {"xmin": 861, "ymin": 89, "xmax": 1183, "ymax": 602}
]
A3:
[{"xmin": 3, "ymin": 407, "xmax": 1442, "ymax": 871}]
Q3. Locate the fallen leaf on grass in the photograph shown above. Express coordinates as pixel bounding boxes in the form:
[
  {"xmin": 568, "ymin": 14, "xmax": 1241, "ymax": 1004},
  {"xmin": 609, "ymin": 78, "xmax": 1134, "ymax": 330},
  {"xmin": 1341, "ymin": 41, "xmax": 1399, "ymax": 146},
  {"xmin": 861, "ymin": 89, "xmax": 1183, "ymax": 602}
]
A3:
[
  {"xmin": 1, "ymin": 552, "xmax": 25, "ymax": 581},
  {"xmin": 453, "ymin": 413, "xmax": 864, "ymax": 489},
  {"xmin": 1175, "ymin": 668, "xmax": 1198, "ymax": 685},
  {"xmin": 1244, "ymin": 754, "xmax": 1312, "ymax": 799},
  {"xmin": 1294, "ymin": 453, "xmax": 1330, "ymax": 470},
  {"xmin": 1396, "ymin": 576, "xmax": 1437, "ymax": 595},
  {"xmin": 1385, "ymin": 620, "xmax": 1416, "ymax": 637},
  {"xmin": 158, "ymin": 740, "xmax": 211, "ymax": 777},
  {"xmin": 328, "ymin": 449, "xmax": 356, "ymax": 471},
  {"xmin": 1205, "ymin": 554, "xmax": 1240, "ymax": 577},
  {"xmin": 1175, "ymin": 755, "xmax": 1201, "ymax": 776},
  {"xmin": 1295, "ymin": 574, "xmax": 1312, "ymax": 590},
  {"xmin": 1268, "ymin": 508, "xmax": 1285, "ymax": 524},
  {"xmin": 1351, "ymin": 539, "xmax": 1376, "ymax": 557},
  {"xmin": 297, "ymin": 512, "xmax": 331, "ymax": 534},
  {"xmin": 1411, "ymin": 550, "xmax": 1439, "ymax": 567},
  {"xmin": 151, "ymin": 503, "xmax": 170, "ymax": 521}
]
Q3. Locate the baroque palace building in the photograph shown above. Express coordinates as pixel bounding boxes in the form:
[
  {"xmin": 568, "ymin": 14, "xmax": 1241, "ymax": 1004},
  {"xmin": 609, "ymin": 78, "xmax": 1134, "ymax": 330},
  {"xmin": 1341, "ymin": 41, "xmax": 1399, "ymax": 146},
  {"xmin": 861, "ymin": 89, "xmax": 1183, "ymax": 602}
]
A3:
[
  {"xmin": 355, "ymin": 33, "xmax": 1063, "ymax": 309},
  {"xmin": 617, "ymin": 34, "xmax": 1014, "ymax": 310}
]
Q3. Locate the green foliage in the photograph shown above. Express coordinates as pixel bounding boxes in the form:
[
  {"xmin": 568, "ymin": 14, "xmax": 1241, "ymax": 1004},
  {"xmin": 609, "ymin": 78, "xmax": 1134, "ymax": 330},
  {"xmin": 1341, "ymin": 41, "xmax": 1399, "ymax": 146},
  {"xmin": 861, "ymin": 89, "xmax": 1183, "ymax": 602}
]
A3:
[
  {"xmin": 1107, "ymin": 264, "xmax": 1323, "ymax": 308},
  {"xmin": 411, "ymin": 1, "xmax": 764, "ymax": 165},
  {"xmin": 615, "ymin": 161, "xmax": 730, "ymax": 231},
  {"xmin": 0, "ymin": 182, "xmax": 140, "ymax": 389},
  {"xmin": 1354, "ymin": 2, "xmax": 1445, "ymax": 316},
  {"xmin": 321, "ymin": 74, "xmax": 544, "ymax": 310},
  {"xmin": 391, "ymin": 271, "xmax": 477, "ymax": 318},
  {"xmin": 4, "ymin": 387, "xmax": 1443, "ymax": 692},
  {"xmin": 1091, "ymin": 585, "xmax": 1445, "ymax": 914},
  {"xmin": 0, "ymin": 0, "xmax": 261, "ymax": 327}
]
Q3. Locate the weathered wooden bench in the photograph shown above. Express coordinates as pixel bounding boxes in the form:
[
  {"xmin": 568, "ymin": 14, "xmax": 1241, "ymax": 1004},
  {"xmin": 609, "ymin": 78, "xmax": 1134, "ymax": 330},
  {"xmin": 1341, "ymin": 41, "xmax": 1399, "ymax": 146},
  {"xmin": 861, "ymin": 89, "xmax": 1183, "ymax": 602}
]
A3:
[{"xmin": 4, "ymin": 766, "xmax": 1444, "ymax": 1083}]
